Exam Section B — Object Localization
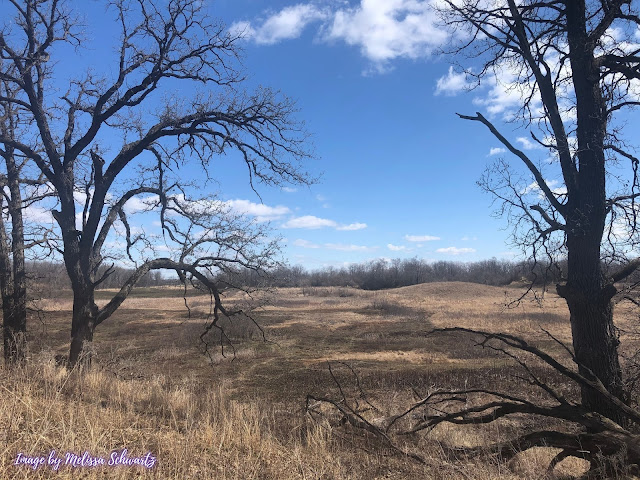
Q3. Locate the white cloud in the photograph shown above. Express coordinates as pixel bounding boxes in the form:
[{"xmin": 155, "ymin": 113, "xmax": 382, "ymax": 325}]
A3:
[
  {"xmin": 516, "ymin": 136, "xmax": 541, "ymax": 151},
  {"xmin": 488, "ymin": 147, "xmax": 506, "ymax": 156},
  {"xmin": 232, "ymin": 4, "xmax": 328, "ymax": 45},
  {"xmin": 521, "ymin": 179, "xmax": 567, "ymax": 199},
  {"xmin": 436, "ymin": 247, "xmax": 476, "ymax": 255},
  {"xmin": 467, "ymin": 46, "xmax": 577, "ymax": 122},
  {"xmin": 282, "ymin": 215, "xmax": 338, "ymax": 229},
  {"xmin": 547, "ymin": 180, "xmax": 568, "ymax": 197},
  {"xmin": 123, "ymin": 195, "xmax": 160, "ymax": 215},
  {"xmin": 282, "ymin": 215, "xmax": 367, "ymax": 230},
  {"xmin": 177, "ymin": 197, "xmax": 291, "ymax": 222},
  {"xmin": 74, "ymin": 188, "xmax": 115, "ymax": 210},
  {"xmin": 472, "ymin": 71, "xmax": 529, "ymax": 118},
  {"xmin": 23, "ymin": 205, "xmax": 54, "ymax": 224},
  {"xmin": 153, "ymin": 244, "xmax": 175, "ymax": 253},
  {"xmin": 336, "ymin": 222, "xmax": 367, "ymax": 231},
  {"xmin": 461, "ymin": 236, "xmax": 477, "ymax": 241},
  {"xmin": 281, "ymin": 186, "xmax": 297, "ymax": 193},
  {"xmin": 237, "ymin": 1, "xmax": 449, "ymax": 73},
  {"xmin": 465, "ymin": 26, "xmax": 640, "ymax": 124},
  {"xmin": 293, "ymin": 238, "xmax": 374, "ymax": 251},
  {"xmin": 520, "ymin": 181, "xmax": 539, "ymax": 196},
  {"xmin": 435, "ymin": 66, "xmax": 473, "ymax": 96},
  {"xmin": 73, "ymin": 190, "xmax": 88, "ymax": 206},
  {"xmin": 228, "ymin": 20, "xmax": 254, "ymax": 39},
  {"xmin": 325, "ymin": 0, "xmax": 447, "ymax": 70},
  {"xmin": 127, "ymin": 195, "xmax": 291, "ymax": 223},
  {"xmin": 405, "ymin": 234, "xmax": 440, "ymax": 242},
  {"xmin": 324, "ymin": 243, "xmax": 373, "ymax": 251},
  {"xmin": 387, "ymin": 243, "xmax": 406, "ymax": 251},
  {"xmin": 293, "ymin": 238, "xmax": 320, "ymax": 248},
  {"xmin": 467, "ymin": 58, "xmax": 551, "ymax": 121},
  {"xmin": 24, "ymin": 182, "xmax": 54, "ymax": 199},
  {"xmin": 225, "ymin": 199, "xmax": 291, "ymax": 222}
]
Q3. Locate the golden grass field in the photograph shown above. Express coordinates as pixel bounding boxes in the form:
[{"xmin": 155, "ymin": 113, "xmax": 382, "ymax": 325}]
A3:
[{"xmin": 1, "ymin": 282, "xmax": 638, "ymax": 479}]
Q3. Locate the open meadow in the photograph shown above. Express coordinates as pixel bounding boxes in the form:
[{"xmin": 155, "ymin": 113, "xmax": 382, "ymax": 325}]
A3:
[{"xmin": 2, "ymin": 282, "xmax": 638, "ymax": 479}]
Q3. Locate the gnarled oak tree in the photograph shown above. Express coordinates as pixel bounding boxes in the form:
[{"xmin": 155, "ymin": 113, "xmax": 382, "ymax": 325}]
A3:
[
  {"xmin": 0, "ymin": 0, "xmax": 311, "ymax": 365},
  {"xmin": 443, "ymin": 0, "xmax": 640, "ymax": 425}
]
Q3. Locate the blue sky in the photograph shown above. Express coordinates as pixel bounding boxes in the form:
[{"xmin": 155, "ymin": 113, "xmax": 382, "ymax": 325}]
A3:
[
  {"xmin": 7, "ymin": 0, "xmax": 578, "ymax": 269},
  {"xmin": 208, "ymin": 0, "xmax": 528, "ymax": 268}
]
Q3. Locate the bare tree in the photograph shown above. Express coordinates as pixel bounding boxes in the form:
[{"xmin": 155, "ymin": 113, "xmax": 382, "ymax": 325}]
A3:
[
  {"xmin": 0, "ymin": 77, "xmax": 51, "ymax": 364},
  {"xmin": 0, "ymin": 93, "xmax": 28, "ymax": 364},
  {"xmin": 0, "ymin": 0, "xmax": 311, "ymax": 366},
  {"xmin": 436, "ymin": 0, "xmax": 640, "ymax": 425}
]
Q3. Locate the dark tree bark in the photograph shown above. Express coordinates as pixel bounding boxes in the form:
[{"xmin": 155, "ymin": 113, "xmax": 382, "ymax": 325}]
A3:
[
  {"xmin": 0, "ymin": 192, "xmax": 23, "ymax": 364},
  {"xmin": 0, "ymin": 91, "xmax": 29, "ymax": 364},
  {"xmin": 3, "ymin": 148, "xmax": 28, "ymax": 364},
  {"xmin": 559, "ymin": 0, "xmax": 624, "ymax": 424}
]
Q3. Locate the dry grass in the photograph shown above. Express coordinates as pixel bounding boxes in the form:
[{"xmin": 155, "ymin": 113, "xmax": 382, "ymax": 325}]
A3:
[{"xmin": 3, "ymin": 282, "xmax": 636, "ymax": 478}]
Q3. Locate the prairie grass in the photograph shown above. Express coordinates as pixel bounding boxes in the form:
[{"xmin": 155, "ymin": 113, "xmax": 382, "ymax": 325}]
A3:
[
  {"xmin": 3, "ymin": 282, "xmax": 631, "ymax": 478},
  {"xmin": 0, "ymin": 357, "xmax": 593, "ymax": 479}
]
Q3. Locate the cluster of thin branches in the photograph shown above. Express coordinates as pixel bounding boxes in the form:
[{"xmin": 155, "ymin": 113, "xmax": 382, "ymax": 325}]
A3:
[{"xmin": 308, "ymin": 326, "xmax": 640, "ymax": 476}]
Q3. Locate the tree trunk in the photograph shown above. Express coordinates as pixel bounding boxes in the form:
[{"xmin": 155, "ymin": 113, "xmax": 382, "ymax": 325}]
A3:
[
  {"xmin": 0, "ymin": 179, "xmax": 27, "ymax": 365},
  {"xmin": 0, "ymin": 196, "xmax": 15, "ymax": 363},
  {"xmin": 6, "ymin": 150, "xmax": 27, "ymax": 364},
  {"xmin": 0, "ymin": 133, "xmax": 28, "ymax": 364},
  {"xmin": 558, "ymin": 183, "xmax": 625, "ymax": 425},
  {"xmin": 69, "ymin": 289, "xmax": 97, "ymax": 367},
  {"xmin": 55, "ymin": 182, "xmax": 99, "ymax": 368},
  {"xmin": 559, "ymin": 271, "xmax": 623, "ymax": 426},
  {"xmin": 558, "ymin": 0, "xmax": 624, "ymax": 425},
  {"xmin": 2, "ymin": 294, "xmax": 26, "ymax": 364}
]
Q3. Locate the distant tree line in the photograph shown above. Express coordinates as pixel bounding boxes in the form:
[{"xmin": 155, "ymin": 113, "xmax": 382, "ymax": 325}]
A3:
[
  {"xmin": 217, "ymin": 257, "xmax": 574, "ymax": 290},
  {"xmin": 29, "ymin": 257, "xmax": 639, "ymax": 295},
  {"xmin": 25, "ymin": 257, "xmax": 536, "ymax": 294},
  {"xmin": 28, "ymin": 262, "xmax": 173, "ymax": 297}
]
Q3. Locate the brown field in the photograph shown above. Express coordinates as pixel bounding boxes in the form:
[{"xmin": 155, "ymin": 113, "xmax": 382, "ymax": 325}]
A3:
[{"xmin": 1, "ymin": 282, "xmax": 638, "ymax": 479}]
